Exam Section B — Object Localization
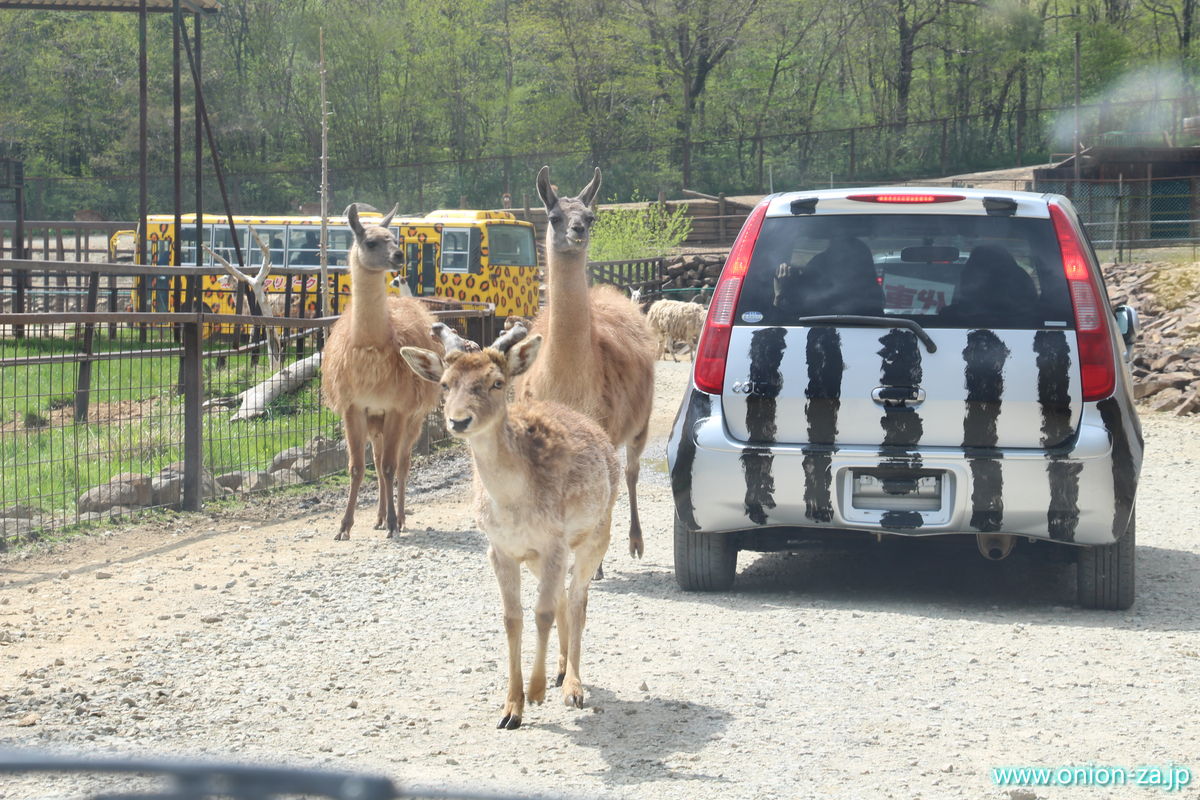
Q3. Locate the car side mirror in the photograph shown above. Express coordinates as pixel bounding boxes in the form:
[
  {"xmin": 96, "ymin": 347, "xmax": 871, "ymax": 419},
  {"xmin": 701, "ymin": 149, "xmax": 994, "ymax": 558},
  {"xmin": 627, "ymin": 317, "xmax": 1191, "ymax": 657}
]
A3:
[{"xmin": 1113, "ymin": 304, "xmax": 1138, "ymax": 348}]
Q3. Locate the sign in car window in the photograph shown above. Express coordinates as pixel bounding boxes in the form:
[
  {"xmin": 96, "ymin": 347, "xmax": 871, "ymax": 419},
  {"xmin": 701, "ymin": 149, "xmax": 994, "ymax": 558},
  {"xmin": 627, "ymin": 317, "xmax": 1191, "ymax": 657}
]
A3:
[{"xmin": 882, "ymin": 274, "xmax": 955, "ymax": 314}]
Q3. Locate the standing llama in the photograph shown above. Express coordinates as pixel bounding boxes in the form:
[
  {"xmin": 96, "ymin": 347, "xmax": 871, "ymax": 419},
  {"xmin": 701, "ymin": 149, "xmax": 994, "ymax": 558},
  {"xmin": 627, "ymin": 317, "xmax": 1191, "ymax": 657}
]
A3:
[
  {"xmin": 322, "ymin": 203, "xmax": 443, "ymax": 540},
  {"xmin": 402, "ymin": 325, "xmax": 619, "ymax": 729},
  {"xmin": 518, "ymin": 166, "xmax": 657, "ymax": 562}
]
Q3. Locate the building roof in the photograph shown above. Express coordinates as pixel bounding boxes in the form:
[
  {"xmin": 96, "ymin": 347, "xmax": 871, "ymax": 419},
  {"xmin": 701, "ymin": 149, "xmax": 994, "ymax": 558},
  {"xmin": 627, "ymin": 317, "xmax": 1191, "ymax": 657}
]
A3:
[{"xmin": 0, "ymin": 0, "xmax": 219, "ymax": 12}]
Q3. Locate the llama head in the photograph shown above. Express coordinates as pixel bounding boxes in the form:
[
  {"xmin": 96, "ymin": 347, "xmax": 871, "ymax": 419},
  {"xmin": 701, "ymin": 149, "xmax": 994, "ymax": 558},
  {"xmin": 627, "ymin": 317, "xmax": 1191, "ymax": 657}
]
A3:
[
  {"xmin": 346, "ymin": 202, "xmax": 402, "ymax": 274},
  {"xmin": 402, "ymin": 328, "xmax": 542, "ymax": 438},
  {"xmin": 537, "ymin": 166, "xmax": 601, "ymax": 254}
]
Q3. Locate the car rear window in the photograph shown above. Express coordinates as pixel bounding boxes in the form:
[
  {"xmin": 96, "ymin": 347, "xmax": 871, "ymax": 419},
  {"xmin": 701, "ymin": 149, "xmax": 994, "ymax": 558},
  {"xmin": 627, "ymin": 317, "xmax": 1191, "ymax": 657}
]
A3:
[{"xmin": 734, "ymin": 213, "xmax": 1074, "ymax": 329}]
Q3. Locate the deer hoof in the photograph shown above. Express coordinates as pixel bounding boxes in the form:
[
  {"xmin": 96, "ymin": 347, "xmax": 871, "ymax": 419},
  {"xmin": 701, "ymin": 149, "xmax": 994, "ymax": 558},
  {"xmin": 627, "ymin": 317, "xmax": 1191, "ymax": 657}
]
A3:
[
  {"xmin": 629, "ymin": 535, "xmax": 644, "ymax": 559},
  {"xmin": 593, "ymin": 563, "xmax": 605, "ymax": 581},
  {"xmin": 555, "ymin": 672, "xmax": 565, "ymax": 688},
  {"xmin": 334, "ymin": 530, "xmax": 350, "ymax": 541},
  {"xmin": 498, "ymin": 713, "xmax": 521, "ymax": 730}
]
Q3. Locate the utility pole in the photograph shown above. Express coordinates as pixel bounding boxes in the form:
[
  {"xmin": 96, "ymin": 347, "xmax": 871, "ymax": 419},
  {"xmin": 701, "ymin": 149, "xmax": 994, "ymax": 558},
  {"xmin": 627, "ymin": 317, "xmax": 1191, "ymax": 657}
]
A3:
[
  {"xmin": 319, "ymin": 27, "xmax": 331, "ymax": 319},
  {"xmin": 1073, "ymin": 7, "xmax": 1081, "ymax": 189}
]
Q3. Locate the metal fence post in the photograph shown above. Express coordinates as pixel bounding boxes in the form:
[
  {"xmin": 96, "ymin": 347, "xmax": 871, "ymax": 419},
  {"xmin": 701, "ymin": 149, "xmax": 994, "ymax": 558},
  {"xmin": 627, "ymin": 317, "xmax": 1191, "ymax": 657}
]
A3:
[{"xmin": 182, "ymin": 315, "xmax": 204, "ymax": 511}]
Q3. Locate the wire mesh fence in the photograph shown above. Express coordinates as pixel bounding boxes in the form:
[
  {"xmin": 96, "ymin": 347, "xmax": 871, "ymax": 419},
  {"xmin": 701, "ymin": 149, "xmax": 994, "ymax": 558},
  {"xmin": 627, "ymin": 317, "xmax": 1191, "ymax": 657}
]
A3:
[{"xmin": 0, "ymin": 260, "xmax": 485, "ymax": 549}]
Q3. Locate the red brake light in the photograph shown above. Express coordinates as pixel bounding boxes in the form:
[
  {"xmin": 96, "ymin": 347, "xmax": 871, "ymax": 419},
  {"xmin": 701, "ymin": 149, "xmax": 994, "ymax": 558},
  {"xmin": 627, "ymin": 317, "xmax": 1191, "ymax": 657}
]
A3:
[
  {"xmin": 1049, "ymin": 202, "xmax": 1116, "ymax": 401},
  {"xmin": 694, "ymin": 199, "xmax": 770, "ymax": 394},
  {"xmin": 847, "ymin": 193, "xmax": 964, "ymax": 204}
]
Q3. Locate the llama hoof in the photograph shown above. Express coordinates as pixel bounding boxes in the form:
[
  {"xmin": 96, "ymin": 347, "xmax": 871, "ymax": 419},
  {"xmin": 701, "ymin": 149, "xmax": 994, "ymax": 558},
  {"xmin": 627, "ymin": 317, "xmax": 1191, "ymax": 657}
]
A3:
[
  {"xmin": 629, "ymin": 535, "xmax": 644, "ymax": 558},
  {"xmin": 527, "ymin": 680, "xmax": 546, "ymax": 705},
  {"xmin": 334, "ymin": 530, "xmax": 350, "ymax": 541},
  {"xmin": 593, "ymin": 563, "xmax": 604, "ymax": 580},
  {"xmin": 555, "ymin": 672, "xmax": 565, "ymax": 688},
  {"xmin": 498, "ymin": 714, "xmax": 522, "ymax": 730}
]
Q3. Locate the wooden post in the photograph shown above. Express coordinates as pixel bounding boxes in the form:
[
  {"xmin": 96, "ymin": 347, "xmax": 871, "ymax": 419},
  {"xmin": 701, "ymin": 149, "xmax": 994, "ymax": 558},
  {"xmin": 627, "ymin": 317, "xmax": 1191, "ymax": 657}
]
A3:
[
  {"xmin": 182, "ymin": 317, "xmax": 204, "ymax": 510},
  {"xmin": 73, "ymin": 271, "xmax": 101, "ymax": 423}
]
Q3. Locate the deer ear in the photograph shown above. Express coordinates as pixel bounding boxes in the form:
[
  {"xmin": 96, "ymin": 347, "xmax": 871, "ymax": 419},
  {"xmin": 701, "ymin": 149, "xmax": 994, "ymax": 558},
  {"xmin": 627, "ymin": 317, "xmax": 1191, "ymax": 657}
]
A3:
[
  {"xmin": 579, "ymin": 166, "xmax": 602, "ymax": 208},
  {"xmin": 505, "ymin": 334, "xmax": 542, "ymax": 377},
  {"xmin": 345, "ymin": 204, "xmax": 365, "ymax": 240},
  {"xmin": 536, "ymin": 166, "xmax": 557, "ymax": 211},
  {"xmin": 379, "ymin": 203, "xmax": 399, "ymax": 229},
  {"xmin": 400, "ymin": 346, "xmax": 445, "ymax": 383}
]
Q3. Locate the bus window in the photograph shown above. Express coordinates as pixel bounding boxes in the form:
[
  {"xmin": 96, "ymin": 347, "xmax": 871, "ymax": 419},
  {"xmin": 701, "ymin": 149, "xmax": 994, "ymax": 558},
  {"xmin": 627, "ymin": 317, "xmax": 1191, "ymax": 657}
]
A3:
[
  {"xmin": 180, "ymin": 225, "xmax": 200, "ymax": 265},
  {"xmin": 442, "ymin": 229, "xmax": 471, "ymax": 273},
  {"xmin": 407, "ymin": 242, "xmax": 420, "ymax": 294},
  {"xmin": 209, "ymin": 224, "xmax": 245, "ymax": 267},
  {"xmin": 248, "ymin": 225, "xmax": 285, "ymax": 267},
  {"xmin": 422, "ymin": 244, "xmax": 437, "ymax": 295},
  {"xmin": 488, "ymin": 223, "xmax": 537, "ymax": 266},
  {"xmin": 287, "ymin": 227, "xmax": 355, "ymax": 267}
]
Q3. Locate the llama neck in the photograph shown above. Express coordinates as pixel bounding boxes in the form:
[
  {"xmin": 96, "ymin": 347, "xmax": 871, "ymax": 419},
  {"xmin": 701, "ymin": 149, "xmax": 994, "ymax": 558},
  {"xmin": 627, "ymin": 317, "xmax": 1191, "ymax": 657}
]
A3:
[
  {"xmin": 348, "ymin": 257, "xmax": 391, "ymax": 347},
  {"xmin": 543, "ymin": 243, "xmax": 594, "ymax": 369}
]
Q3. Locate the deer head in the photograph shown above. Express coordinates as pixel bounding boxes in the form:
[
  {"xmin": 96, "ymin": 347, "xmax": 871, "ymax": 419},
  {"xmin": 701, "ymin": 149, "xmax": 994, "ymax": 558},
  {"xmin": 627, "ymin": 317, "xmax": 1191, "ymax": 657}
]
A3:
[
  {"xmin": 537, "ymin": 166, "xmax": 601, "ymax": 254},
  {"xmin": 402, "ymin": 326, "xmax": 540, "ymax": 438},
  {"xmin": 346, "ymin": 202, "xmax": 402, "ymax": 273}
]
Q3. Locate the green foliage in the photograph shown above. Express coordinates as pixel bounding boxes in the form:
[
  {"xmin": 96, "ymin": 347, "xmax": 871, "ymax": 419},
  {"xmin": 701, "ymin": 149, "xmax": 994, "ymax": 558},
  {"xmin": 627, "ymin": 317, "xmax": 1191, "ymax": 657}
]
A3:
[{"xmin": 590, "ymin": 195, "xmax": 694, "ymax": 261}]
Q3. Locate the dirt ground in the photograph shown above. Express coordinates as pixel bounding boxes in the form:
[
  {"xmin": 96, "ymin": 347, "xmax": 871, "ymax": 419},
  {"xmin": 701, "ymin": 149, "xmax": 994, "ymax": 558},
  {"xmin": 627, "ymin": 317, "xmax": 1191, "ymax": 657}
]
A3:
[{"xmin": 2, "ymin": 360, "xmax": 1199, "ymax": 800}]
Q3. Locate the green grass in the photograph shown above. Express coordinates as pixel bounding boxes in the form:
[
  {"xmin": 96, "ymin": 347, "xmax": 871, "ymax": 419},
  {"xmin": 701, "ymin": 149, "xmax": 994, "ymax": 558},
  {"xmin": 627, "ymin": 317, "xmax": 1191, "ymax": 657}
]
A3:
[{"xmin": 1, "ymin": 329, "xmax": 335, "ymax": 525}]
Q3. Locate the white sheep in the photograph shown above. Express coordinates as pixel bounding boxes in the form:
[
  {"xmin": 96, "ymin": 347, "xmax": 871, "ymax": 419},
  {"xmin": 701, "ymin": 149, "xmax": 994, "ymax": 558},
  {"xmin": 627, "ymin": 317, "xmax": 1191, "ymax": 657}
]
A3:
[{"xmin": 645, "ymin": 299, "xmax": 707, "ymax": 362}]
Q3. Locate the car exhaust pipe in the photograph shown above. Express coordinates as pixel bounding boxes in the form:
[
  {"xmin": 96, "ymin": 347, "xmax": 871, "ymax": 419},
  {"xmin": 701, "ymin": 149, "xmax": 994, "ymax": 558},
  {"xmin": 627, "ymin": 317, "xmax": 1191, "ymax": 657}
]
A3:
[{"xmin": 977, "ymin": 533, "xmax": 1016, "ymax": 561}]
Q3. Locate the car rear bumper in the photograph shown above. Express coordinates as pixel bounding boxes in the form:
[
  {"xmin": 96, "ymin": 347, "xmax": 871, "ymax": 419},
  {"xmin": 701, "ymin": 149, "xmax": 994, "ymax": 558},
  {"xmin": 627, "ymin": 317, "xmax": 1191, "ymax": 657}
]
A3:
[{"xmin": 667, "ymin": 388, "xmax": 1140, "ymax": 546}]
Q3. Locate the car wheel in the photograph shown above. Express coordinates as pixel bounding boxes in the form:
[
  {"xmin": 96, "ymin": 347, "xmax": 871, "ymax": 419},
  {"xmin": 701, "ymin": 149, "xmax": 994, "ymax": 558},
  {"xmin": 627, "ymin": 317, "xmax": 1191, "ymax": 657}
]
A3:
[
  {"xmin": 673, "ymin": 510, "xmax": 737, "ymax": 592},
  {"xmin": 1077, "ymin": 512, "xmax": 1135, "ymax": 610}
]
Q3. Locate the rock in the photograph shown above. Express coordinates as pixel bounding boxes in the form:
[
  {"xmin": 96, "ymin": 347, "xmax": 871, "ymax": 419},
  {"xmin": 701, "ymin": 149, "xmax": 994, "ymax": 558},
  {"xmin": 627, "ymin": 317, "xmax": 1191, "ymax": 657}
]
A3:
[
  {"xmin": 266, "ymin": 469, "xmax": 304, "ymax": 488},
  {"xmin": 0, "ymin": 518, "xmax": 34, "ymax": 539},
  {"xmin": 96, "ymin": 572, "xmax": 113, "ymax": 579},
  {"xmin": 15, "ymin": 713, "xmax": 38, "ymax": 727},
  {"xmin": 77, "ymin": 474, "xmax": 152, "ymax": 514},
  {"xmin": 152, "ymin": 475, "xmax": 183, "ymax": 506},
  {"xmin": 216, "ymin": 471, "xmax": 244, "ymax": 491},
  {"xmin": 269, "ymin": 446, "xmax": 307, "ymax": 474},
  {"xmin": 1, "ymin": 504, "xmax": 42, "ymax": 519}
]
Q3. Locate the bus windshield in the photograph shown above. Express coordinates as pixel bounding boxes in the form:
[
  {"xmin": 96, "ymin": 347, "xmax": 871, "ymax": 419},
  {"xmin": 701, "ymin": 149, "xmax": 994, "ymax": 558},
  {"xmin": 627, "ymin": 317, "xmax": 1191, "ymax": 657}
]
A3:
[{"xmin": 487, "ymin": 223, "xmax": 536, "ymax": 266}]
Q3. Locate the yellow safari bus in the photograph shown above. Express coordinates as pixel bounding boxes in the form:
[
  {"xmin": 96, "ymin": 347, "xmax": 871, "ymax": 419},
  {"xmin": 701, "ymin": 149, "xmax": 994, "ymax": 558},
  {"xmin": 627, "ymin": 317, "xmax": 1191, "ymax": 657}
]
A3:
[{"xmin": 125, "ymin": 208, "xmax": 539, "ymax": 321}]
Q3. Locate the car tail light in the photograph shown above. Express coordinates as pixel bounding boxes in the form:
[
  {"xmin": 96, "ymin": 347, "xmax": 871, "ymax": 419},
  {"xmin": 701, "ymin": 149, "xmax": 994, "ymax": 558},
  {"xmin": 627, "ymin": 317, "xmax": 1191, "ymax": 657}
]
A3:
[
  {"xmin": 847, "ymin": 193, "xmax": 965, "ymax": 204},
  {"xmin": 1049, "ymin": 202, "xmax": 1116, "ymax": 401},
  {"xmin": 693, "ymin": 198, "xmax": 770, "ymax": 394}
]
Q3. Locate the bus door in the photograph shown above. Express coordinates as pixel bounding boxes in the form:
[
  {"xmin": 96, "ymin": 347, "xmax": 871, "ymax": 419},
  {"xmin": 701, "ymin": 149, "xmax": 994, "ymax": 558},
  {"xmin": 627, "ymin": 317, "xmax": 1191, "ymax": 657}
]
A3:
[{"xmin": 406, "ymin": 240, "xmax": 438, "ymax": 296}]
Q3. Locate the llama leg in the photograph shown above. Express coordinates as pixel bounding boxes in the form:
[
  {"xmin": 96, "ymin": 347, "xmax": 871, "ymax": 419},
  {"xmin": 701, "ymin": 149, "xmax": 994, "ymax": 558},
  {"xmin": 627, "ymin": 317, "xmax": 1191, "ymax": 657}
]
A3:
[
  {"xmin": 562, "ymin": 518, "xmax": 611, "ymax": 709},
  {"xmin": 625, "ymin": 424, "xmax": 649, "ymax": 558},
  {"xmin": 392, "ymin": 415, "xmax": 423, "ymax": 534},
  {"xmin": 370, "ymin": 422, "xmax": 389, "ymax": 530},
  {"xmin": 377, "ymin": 413, "xmax": 406, "ymax": 536},
  {"xmin": 527, "ymin": 543, "xmax": 568, "ymax": 705},
  {"xmin": 490, "ymin": 547, "xmax": 524, "ymax": 730},
  {"xmin": 668, "ymin": 334, "xmax": 679, "ymax": 362},
  {"xmin": 337, "ymin": 410, "xmax": 367, "ymax": 540}
]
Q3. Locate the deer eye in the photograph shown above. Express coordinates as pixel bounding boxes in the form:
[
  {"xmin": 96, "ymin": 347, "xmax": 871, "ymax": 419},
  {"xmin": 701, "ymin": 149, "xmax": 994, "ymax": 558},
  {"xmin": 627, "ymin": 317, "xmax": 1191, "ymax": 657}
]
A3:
[
  {"xmin": 492, "ymin": 379, "xmax": 505, "ymax": 391},
  {"xmin": 439, "ymin": 382, "xmax": 449, "ymax": 391}
]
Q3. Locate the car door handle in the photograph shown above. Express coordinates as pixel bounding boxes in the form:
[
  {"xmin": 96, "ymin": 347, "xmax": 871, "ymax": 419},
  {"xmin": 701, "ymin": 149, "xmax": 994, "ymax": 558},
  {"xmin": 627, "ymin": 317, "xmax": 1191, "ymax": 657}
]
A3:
[{"xmin": 872, "ymin": 386, "xmax": 926, "ymax": 407}]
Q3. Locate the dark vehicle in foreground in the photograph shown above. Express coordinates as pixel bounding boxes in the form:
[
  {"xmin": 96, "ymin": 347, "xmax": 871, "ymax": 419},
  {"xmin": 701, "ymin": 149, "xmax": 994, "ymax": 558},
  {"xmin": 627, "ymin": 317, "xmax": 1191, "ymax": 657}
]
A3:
[{"xmin": 667, "ymin": 188, "xmax": 1143, "ymax": 609}]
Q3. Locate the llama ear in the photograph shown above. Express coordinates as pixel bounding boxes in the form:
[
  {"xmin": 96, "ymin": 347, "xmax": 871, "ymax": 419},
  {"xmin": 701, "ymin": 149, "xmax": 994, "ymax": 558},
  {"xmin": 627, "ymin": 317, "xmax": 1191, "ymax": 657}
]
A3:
[
  {"xmin": 400, "ymin": 346, "xmax": 445, "ymax": 383},
  {"xmin": 579, "ymin": 167, "xmax": 602, "ymax": 208},
  {"xmin": 505, "ymin": 334, "xmax": 542, "ymax": 377},
  {"xmin": 345, "ymin": 204, "xmax": 365, "ymax": 240},
  {"xmin": 379, "ymin": 203, "xmax": 399, "ymax": 229},
  {"xmin": 536, "ymin": 166, "xmax": 557, "ymax": 211}
]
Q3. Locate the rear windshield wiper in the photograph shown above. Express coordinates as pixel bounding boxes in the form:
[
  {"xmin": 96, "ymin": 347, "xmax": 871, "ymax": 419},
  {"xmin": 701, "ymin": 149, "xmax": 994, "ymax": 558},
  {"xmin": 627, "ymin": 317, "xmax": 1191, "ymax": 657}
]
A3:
[{"xmin": 792, "ymin": 315, "xmax": 938, "ymax": 353}]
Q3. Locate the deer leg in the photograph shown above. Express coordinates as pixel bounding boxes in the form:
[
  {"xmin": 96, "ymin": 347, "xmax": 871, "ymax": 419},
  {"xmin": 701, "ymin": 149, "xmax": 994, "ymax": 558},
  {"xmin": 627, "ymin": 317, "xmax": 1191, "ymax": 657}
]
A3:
[
  {"xmin": 668, "ymin": 334, "xmax": 679, "ymax": 362},
  {"xmin": 625, "ymin": 425, "xmax": 649, "ymax": 558},
  {"xmin": 337, "ymin": 410, "xmax": 367, "ymax": 540},
  {"xmin": 489, "ymin": 547, "xmax": 524, "ymax": 730},
  {"xmin": 378, "ymin": 413, "xmax": 406, "ymax": 537},
  {"xmin": 554, "ymin": 588, "xmax": 569, "ymax": 687},
  {"xmin": 562, "ymin": 516, "xmax": 611, "ymax": 709},
  {"xmin": 527, "ymin": 543, "xmax": 567, "ymax": 706}
]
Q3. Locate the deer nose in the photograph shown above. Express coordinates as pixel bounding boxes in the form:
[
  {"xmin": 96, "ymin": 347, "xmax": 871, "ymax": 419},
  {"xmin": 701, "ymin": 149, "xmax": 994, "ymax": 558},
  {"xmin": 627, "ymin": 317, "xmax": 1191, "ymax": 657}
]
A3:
[{"xmin": 448, "ymin": 416, "xmax": 472, "ymax": 433}]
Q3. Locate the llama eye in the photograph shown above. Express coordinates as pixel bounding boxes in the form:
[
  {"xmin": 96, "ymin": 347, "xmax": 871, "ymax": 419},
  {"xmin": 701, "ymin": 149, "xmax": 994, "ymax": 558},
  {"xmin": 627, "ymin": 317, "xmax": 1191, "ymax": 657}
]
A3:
[
  {"xmin": 439, "ymin": 382, "xmax": 449, "ymax": 391},
  {"xmin": 549, "ymin": 215, "xmax": 562, "ymax": 226},
  {"xmin": 366, "ymin": 241, "xmax": 378, "ymax": 248}
]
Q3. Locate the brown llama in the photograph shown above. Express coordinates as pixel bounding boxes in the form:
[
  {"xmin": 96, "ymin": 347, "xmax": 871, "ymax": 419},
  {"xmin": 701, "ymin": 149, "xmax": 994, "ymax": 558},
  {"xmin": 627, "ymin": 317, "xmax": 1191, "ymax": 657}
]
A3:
[
  {"xmin": 401, "ymin": 324, "xmax": 619, "ymax": 729},
  {"xmin": 517, "ymin": 166, "xmax": 657, "ymax": 561},
  {"xmin": 321, "ymin": 203, "xmax": 443, "ymax": 540}
]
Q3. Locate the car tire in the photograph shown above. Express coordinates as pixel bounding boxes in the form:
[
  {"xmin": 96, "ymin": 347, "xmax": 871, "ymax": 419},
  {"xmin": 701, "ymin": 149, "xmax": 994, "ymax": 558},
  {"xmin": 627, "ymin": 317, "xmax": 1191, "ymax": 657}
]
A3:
[
  {"xmin": 1077, "ymin": 512, "xmax": 1135, "ymax": 611},
  {"xmin": 674, "ymin": 510, "xmax": 737, "ymax": 592}
]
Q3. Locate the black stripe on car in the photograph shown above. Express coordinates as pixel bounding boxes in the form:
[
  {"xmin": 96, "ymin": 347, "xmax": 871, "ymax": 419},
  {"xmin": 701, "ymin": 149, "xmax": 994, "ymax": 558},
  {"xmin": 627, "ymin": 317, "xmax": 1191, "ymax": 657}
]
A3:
[
  {"xmin": 670, "ymin": 389, "xmax": 711, "ymax": 530},
  {"xmin": 1098, "ymin": 396, "xmax": 1139, "ymax": 541},
  {"xmin": 802, "ymin": 328, "xmax": 843, "ymax": 523},
  {"xmin": 740, "ymin": 328, "xmax": 787, "ymax": 525},
  {"xmin": 877, "ymin": 329, "xmax": 924, "ymax": 449},
  {"xmin": 963, "ymin": 330, "xmax": 1009, "ymax": 532},
  {"xmin": 1047, "ymin": 461, "xmax": 1083, "ymax": 542},
  {"xmin": 1034, "ymin": 330, "xmax": 1073, "ymax": 446}
]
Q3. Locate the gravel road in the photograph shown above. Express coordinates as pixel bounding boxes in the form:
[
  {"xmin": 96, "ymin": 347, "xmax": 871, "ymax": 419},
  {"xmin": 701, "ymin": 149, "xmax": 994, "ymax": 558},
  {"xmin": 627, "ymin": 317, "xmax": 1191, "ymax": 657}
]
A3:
[{"xmin": 2, "ymin": 359, "xmax": 1199, "ymax": 800}]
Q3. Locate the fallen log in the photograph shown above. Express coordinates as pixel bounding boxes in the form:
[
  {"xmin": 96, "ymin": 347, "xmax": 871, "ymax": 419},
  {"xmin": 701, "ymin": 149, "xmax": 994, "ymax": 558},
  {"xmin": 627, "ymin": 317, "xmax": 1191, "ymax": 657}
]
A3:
[{"xmin": 229, "ymin": 351, "xmax": 323, "ymax": 422}]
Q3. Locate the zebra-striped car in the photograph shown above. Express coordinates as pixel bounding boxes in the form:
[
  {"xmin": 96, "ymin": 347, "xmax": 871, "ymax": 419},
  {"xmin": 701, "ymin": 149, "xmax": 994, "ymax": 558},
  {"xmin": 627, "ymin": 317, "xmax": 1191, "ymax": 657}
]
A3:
[{"xmin": 667, "ymin": 188, "xmax": 1142, "ymax": 609}]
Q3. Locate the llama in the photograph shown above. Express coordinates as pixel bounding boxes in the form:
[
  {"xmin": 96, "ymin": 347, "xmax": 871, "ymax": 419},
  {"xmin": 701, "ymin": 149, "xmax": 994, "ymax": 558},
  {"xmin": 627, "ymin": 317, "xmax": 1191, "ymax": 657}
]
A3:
[
  {"xmin": 401, "ymin": 325, "xmax": 619, "ymax": 729},
  {"xmin": 645, "ymin": 298, "xmax": 707, "ymax": 361},
  {"xmin": 321, "ymin": 203, "xmax": 443, "ymax": 540},
  {"xmin": 517, "ymin": 166, "xmax": 657, "ymax": 561}
]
